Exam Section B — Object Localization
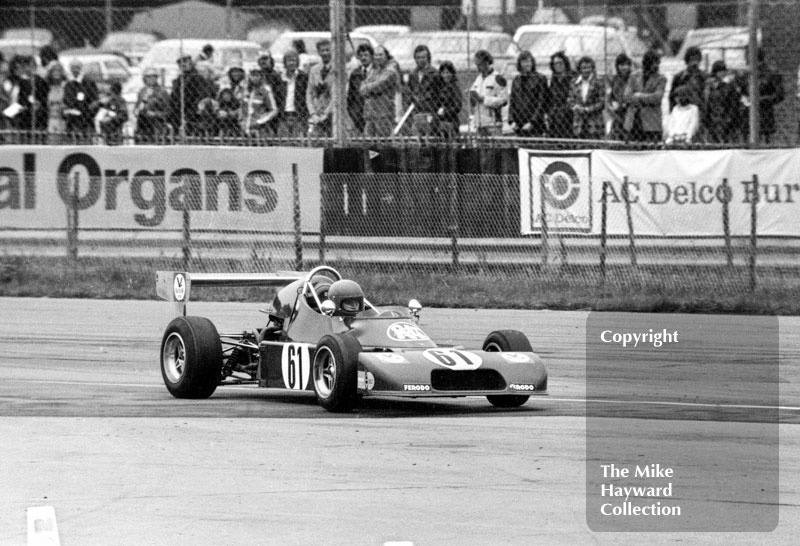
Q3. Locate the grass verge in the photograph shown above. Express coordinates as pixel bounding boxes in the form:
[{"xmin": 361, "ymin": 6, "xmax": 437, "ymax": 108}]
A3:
[{"xmin": 0, "ymin": 256, "xmax": 797, "ymax": 315}]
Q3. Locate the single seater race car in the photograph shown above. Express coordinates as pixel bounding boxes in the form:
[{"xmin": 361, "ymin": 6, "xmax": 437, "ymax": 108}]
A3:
[{"xmin": 156, "ymin": 266, "xmax": 548, "ymax": 412}]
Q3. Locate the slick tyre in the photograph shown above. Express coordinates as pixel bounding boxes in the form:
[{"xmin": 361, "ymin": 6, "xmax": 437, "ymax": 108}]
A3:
[
  {"xmin": 483, "ymin": 329, "xmax": 532, "ymax": 408},
  {"xmin": 160, "ymin": 316, "xmax": 223, "ymax": 399},
  {"xmin": 312, "ymin": 333, "xmax": 363, "ymax": 412}
]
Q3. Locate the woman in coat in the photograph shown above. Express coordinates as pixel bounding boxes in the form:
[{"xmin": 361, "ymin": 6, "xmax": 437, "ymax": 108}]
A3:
[
  {"xmin": 509, "ymin": 50, "xmax": 549, "ymax": 137},
  {"xmin": 547, "ymin": 51, "xmax": 574, "ymax": 139}
]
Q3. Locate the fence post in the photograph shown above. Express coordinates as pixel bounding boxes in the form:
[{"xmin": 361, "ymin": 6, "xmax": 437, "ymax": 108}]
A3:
[
  {"xmin": 623, "ymin": 176, "xmax": 637, "ymax": 267},
  {"xmin": 330, "ymin": 0, "xmax": 348, "ymax": 145},
  {"xmin": 747, "ymin": 0, "xmax": 761, "ymax": 146},
  {"xmin": 600, "ymin": 180, "xmax": 608, "ymax": 283},
  {"xmin": 540, "ymin": 173, "xmax": 549, "ymax": 265},
  {"xmin": 319, "ymin": 175, "xmax": 326, "ymax": 264},
  {"xmin": 749, "ymin": 175, "xmax": 759, "ymax": 291},
  {"xmin": 449, "ymin": 174, "xmax": 459, "ymax": 271},
  {"xmin": 721, "ymin": 178, "xmax": 733, "ymax": 267},
  {"xmin": 67, "ymin": 172, "xmax": 79, "ymax": 260},
  {"xmin": 293, "ymin": 164, "xmax": 303, "ymax": 271},
  {"xmin": 182, "ymin": 209, "xmax": 191, "ymax": 270}
]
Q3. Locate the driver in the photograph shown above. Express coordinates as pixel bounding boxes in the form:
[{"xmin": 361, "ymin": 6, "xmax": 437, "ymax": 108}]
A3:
[{"xmin": 327, "ymin": 279, "xmax": 364, "ymax": 316}]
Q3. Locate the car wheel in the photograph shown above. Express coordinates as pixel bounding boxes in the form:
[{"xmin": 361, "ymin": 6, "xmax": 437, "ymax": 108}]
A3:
[
  {"xmin": 161, "ymin": 316, "xmax": 223, "ymax": 399},
  {"xmin": 312, "ymin": 333, "xmax": 363, "ymax": 412},
  {"xmin": 483, "ymin": 329, "xmax": 532, "ymax": 408}
]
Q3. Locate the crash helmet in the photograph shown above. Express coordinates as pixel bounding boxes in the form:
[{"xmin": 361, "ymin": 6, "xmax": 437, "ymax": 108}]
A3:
[{"xmin": 327, "ymin": 279, "xmax": 364, "ymax": 316}]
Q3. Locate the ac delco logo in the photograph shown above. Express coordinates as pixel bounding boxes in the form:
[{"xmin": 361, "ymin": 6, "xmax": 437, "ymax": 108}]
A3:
[
  {"xmin": 509, "ymin": 383, "xmax": 536, "ymax": 391},
  {"xmin": 403, "ymin": 384, "xmax": 431, "ymax": 391},
  {"xmin": 540, "ymin": 161, "xmax": 581, "ymax": 209}
]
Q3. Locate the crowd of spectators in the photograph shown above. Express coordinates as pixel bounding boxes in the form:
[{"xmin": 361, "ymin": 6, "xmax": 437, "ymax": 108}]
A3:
[{"xmin": 0, "ymin": 38, "xmax": 787, "ymax": 145}]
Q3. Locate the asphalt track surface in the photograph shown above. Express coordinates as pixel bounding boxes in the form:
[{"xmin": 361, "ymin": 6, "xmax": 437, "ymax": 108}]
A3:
[{"xmin": 1, "ymin": 297, "xmax": 799, "ymax": 546}]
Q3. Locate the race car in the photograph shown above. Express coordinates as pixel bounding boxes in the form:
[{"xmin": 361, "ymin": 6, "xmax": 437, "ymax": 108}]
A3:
[{"xmin": 156, "ymin": 266, "xmax": 548, "ymax": 412}]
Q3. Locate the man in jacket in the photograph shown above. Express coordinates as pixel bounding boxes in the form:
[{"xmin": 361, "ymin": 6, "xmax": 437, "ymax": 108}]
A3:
[
  {"xmin": 469, "ymin": 49, "xmax": 507, "ymax": 136},
  {"xmin": 407, "ymin": 44, "xmax": 443, "ymax": 136},
  {"xmin": 306, "ymin": 40, "xmax": 335, "ymax": 137},
  {"xmin": 170, "ymin": 54, "xmax": 213, "ymax": 138},
  {"xmin": 359, "ymin": 45, "xmax": 399, "ymax": 138},
  {"xmin": 63, "ymin": 58, "xmax": 98, "ymax": 142},
  {"xmin": 278, "ymin": 49, "xmax": 309, "ymax": 138}
]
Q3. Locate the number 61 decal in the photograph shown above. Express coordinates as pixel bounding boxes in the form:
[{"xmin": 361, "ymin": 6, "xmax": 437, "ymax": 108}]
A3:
[
  {"xmin": 281, "ymin": 343, "xmax": 312, "ymax": 390},
  {"xmin": 423, "ymin": 348, "xmax": 482, "ymax": 370}
]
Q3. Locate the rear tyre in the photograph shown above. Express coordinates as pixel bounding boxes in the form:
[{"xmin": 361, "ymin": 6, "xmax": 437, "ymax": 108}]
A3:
[
  {"xmin": 160, "ymin": 316, "xmax": 223, "ymax": 399},
  {"xmin": 312, "ymin": 333, "xmax": 363, "ymax": 412},
  {"xmin": 483, "ymin": 329, "xmax": 532, "ymax": 408}
]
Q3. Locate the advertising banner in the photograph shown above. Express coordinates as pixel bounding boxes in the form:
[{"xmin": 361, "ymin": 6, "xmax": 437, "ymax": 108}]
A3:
[
  {"xmin": 0, "ymin": 146, "xmax": 324, "ymax": 232},
  {"xmin": 520, "ymin": 148, "xmax": 800, "ymax": 236}
]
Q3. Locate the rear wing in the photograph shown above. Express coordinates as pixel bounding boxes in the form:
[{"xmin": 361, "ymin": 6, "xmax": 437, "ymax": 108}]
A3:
[{"xmin": 156, "ymin": 270, "xmax": 305, "ymax": 316}]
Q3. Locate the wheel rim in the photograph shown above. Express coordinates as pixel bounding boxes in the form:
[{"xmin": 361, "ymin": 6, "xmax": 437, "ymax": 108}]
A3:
[
  {"xmin": 484, "ymin": 341, "xmax": 502, "ymax": 352},
  {"xmin": 163, "ymin": 332, "xmax": 186, "ymax": 384},
  {"xmin": 313, "ymin": 346, "xmax": 336, "ymax": 398}
]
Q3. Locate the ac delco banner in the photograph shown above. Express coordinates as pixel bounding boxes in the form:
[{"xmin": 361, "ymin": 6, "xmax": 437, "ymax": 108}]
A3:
[
  {"xmin": 520, "ymin": 148, "xmax": 800, "ymax": 236},
  {"xmin": 0, "ymin": 146, "xmax": 323, "ymax": 231}
]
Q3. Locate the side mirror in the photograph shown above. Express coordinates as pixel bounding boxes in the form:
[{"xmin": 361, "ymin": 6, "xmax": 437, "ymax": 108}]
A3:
[
  {"xmin": 321, "ymin": 299, "xmax": 336, "ymax": 316},
  {"xmin": 408, "ymin": 299, "xmax": 422, "ymax": 322}
]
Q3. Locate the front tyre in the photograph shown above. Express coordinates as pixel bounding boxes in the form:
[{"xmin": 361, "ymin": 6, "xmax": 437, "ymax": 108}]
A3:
[
  {"xmin": 483, "ymin": 329, "xmax": 532, "ymax": 408},
  {"xmin": 312, "ymin": 333, "xmax": 363, "ymax": 412},
  {"xmin": 161, "ymin": 316, "xmax": 223, "ymax": 399}
]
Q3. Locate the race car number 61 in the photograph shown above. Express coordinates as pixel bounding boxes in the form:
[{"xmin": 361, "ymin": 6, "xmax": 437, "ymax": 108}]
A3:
[{"xmin": 423, "ymin": 348, "xmax": 482, "ymax": 370}]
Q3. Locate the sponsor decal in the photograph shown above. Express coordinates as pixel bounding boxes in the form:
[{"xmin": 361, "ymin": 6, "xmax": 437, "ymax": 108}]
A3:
[
  {"xmin": 365, "ymin": 372, "xmax": 375, "ymax": 391},
  {"xmin": 509, "ymin": 383, "xmax": 536, "ymax": 391},
  {"xmin": 423, "ymin": 348, "xmax": 482, "ymax": 370},
  {"xmin": 521, "ymin": 152, "xmax": 592, "ymax": 234},
  {"xmin": 357, "ymin": 371, "xmax": 366, "ymax": 390},
  {"xmin": 387, "ymin": 322, "xmax": 429, "ymax": 342},
  {"xmin": 501, "ymin": 352, "xmax": 531, "ymax": 363},
  {"xmin": 403, "ymin": 384, "xmax": 431, "ymax": 391},
  {"xmin": 281, "ymin": 343, "xmax": 311, "ymax": 390},
  {"xmin": 374, "ymin": 353, "xmax": 408, "ymax": 364},
  {"xmin": 173, "ymin": 273, "xmax": 186, "ymax": 301}
]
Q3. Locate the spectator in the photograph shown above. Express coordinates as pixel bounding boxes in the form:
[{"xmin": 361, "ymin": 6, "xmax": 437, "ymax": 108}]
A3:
[
  {"xmin": 436, "ymin": 60, "xmax": 461, "ymax": 138},
  {"xmin": 243, "ymin": 68, "xmax": 278, "ymax": 139},
  {"xmin": 347, "ymin": 43, "xmax": 373, "ymax": 135},
  {"xmin": 306, "ymin": 39, "xmax": 335, "ymax": 137},
  {"xmin": 569, "ymin": 56, "xmax": 605, "ymax": 139},
  {"xmin": 359, "ymin": 45, "xmax": 399, "ymax": 138},
  {"xmin": 384, "ymin": 47, "xmax": 405, "ymax": 131},
  {"xmin": 0, "ymin": 53, "xmax": 10, "ymax": 138},
  {"xmin": 606, "ymin": 53, "xmax": 633, "ymax": 140},
  {"xmin": 469, "ymin": 49, "xmax": 508, "ymax": 136},
  {"xmin": 669, "ymin": 46, "xmax": 707, "ymax": 114},
  {"xmin": 509, "ymin": 50, "xmax": 549, "ymax": 137},
  {"xmin": 134, "ymin": 67, "xmax": 171, "ymax": 143},
  {"xmin": 256, "ymin": 53, "xmax": 283, "ymax": 136},
  {"xmin": 45, "ymin": 61, "xmax": 67, "ymax": 143},
  {"xmin": 4, "ymin": 55, "xmax": 49, "ymax": 142},
  {"xmin": 278, "ymin": 49, "xmax": 308, "ymax": 138},
  {"xmin": 214, "ymin": 87, "xmax": 242, "ymax": 139},
  {"xmin": 624, "ymin": 49, "xmax": 666, "ymax": 143},
  {"xmin": 407, "ymin": 44, "xmax": 443, "ymax": 137},
  {"xmin": 665, "ymin": 85, "xmax": 700, "ymax": 144},
  {"xmin": 704, "ymin": 60, "xmax": 743, "ymax": 144},
  {"xmin": 63, "ymin": 59, "xmax": 97, "ymax": 142},
  {"xmin": 741, "ymin": 49, "xmax": 785, "ymax": 144},
  {"xmin": 195, "ymin": 43, "xmax": 215, "ymax": 79},
  {"xmin": 93, "ymin": 81, "xmax": 127, "ymax": 145},
  {"xmin": 170, "ymin": 54, "xmax": 213, "ymax": 138},
  {"xmin": 547, "ymin": 51, "xmax": 574, "ymax": 138},
  {"xmin": 38, "ymin": 45, "xmax": 60, "ymax": 77}
]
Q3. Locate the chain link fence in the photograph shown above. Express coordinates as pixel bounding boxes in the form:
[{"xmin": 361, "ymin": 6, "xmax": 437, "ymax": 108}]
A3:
[
  {"xmin": 1, "ymin": 1, "xmax": 798, "ymax": 147},
  {"xmin": 4, "ymin": 170, "xmax": 799, "ymax": 303}
]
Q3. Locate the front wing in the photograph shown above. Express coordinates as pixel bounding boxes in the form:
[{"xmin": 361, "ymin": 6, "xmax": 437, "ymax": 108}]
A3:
[{"xmin": 356, "ymin": 348, "xmax": 547, "ymax": 398}]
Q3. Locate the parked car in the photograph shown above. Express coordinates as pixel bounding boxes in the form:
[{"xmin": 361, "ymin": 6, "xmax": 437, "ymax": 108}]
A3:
[
  {"xmin": 1, "ymin": 27, "xmax": 53, "ymax": 46},
  {"xmin": 0, "ymin": 38, "xmax": 42, "ymax": 59},
  {"xmin": 352, "ymin": 24, "xmax": 411, "ymax": 45},
  {"xmin": 122, "ymin": 38, "xmax": 262, "ymax": 104},
  {"xmin": 660, "ymin": 26, "xmax": 757, "ymax": 79},
  {"xmin": 59, "ymin": 49, "xmax": 132, "ymax": 84},
  {"xmin": 384, "ymin": 31, "xmax": 517, "ymax": 74},
  {"xmin": 100, "ymin": 31, "xmax": 163, "ymax": 66},
  {"xmin": 512, "ymin": 23, "xmax": 647, "ymax": 77},
  {"xmin": 268, "ymin": 31, "xmax": 378, "ymax": 72}
]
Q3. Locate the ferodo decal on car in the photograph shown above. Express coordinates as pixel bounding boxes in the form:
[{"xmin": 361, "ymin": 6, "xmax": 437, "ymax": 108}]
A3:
[
  {"xmin": 501, "ymin": 352, "xmax": 531, "ymax": 363},
  {"xmin": 173, "ymin": 273, "xmax": 186, "ymax": 301},
  {"xmin": 281, "ymin": 343, "xmax": 312, "ymax": 390},
  {"xmin": 509, "ymin": 383, "xmax": 536, "ymax": 391},
  {"xmin": 387, "ymin": 322, "xmax": 429, "ymax": 342},
  {"xmin": 423, "ymin": 348, "xmax": 482, "ymax": 370}
]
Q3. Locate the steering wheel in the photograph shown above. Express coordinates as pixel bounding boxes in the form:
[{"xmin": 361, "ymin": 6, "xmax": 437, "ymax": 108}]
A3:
[{"xmin": 302, "ymin": 266, "xmax": 343, "ymax": 309}]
